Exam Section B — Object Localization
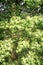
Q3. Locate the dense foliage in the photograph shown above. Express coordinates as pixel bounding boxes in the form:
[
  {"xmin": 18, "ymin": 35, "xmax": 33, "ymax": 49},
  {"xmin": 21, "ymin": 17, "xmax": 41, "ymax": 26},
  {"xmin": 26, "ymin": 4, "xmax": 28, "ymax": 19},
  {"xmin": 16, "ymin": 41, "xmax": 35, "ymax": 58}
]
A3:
[{"xmin": 0, "ymin": 0, "xmax": 43, "ymax": 65}]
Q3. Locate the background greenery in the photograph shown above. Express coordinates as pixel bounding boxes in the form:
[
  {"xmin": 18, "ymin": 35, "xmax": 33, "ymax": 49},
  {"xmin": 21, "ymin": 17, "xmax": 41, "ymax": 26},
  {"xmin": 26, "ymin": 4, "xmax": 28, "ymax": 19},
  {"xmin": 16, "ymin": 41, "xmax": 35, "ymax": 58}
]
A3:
[{"xmin": 0, "ymin": 0, "xmax": 43, "ymax": 65}]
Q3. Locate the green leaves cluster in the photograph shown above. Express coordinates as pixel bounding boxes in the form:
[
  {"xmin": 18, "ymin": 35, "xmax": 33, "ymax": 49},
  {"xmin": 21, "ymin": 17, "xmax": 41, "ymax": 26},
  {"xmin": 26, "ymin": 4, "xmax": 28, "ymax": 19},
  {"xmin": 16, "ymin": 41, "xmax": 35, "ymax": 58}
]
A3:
[
  {"xmin": 0, "ymin": 0, "xmax": 43, "ymax": 65},
  {"xmin": 0, "ymin": 15, "xmax": 43, "ymax": 65}
]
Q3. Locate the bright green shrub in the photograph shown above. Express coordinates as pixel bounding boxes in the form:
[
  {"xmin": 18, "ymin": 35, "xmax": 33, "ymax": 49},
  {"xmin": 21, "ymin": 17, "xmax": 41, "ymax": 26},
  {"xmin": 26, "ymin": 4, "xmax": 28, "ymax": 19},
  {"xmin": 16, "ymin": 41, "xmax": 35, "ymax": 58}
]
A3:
[
  {"xmin": 0, "ymin": 15, "xmax": 43, "ymax": 65},
  {"xmin": 0, "ymin": 0, "xmax": 43, "ymax": 65}
]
